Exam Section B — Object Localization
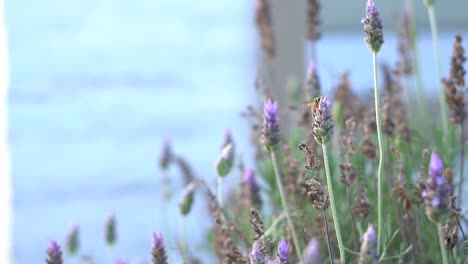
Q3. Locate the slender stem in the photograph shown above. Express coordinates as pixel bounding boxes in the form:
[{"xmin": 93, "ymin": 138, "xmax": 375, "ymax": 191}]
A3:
[
  {"xmin": 414, "ymin": 208, "xmax": 425, "ymax": 263},
  {"xmin": 459, "ymin": 123, "xmax": 465, "ymax": 207},
  {"xmin": 217, "ymin": 176, "xmax": 223, "ymax": 208},
  {"xmin": 346, "ymin": 187, "xmax": 359, "ymax": 249},
  {"xmin": 450, "ymin": 249, "xmax": 456, "ymax": 264},
  {"xmin": 271, "ymin": 150, "xmax": 303, "ymax": 262},
  {"xmin": 372, "ymin": 51, "xmax": 385, "ymax": 254},
  {"xmin": 322, "ymin": 210, "xmax": 335, "ymax": 264},
  {"xmin": 321, "ymin": 144, "xmax": 345, "ymax": 264},
  {"xmin": 309, "ymin": 41, "xmax": 317, "ymax": 64},
  {"xmin": 438, "ymin": 223, "xmax": 449, "ymax": 264},
  {"xmin": 108, "ymin": 245, "xmax": 114, "ymax": 263},
  {"xmin": 457, "ymin": 216, "xmax": 467, "ymax": 241},
  {"xmin": 264, "ymin": 211, "xmax": 301, "ymax": 237},
  {"xmin": 407, "ymin": 0, "xmax": 428, "ymax": 124},
  {"xmin": 180, "ymin": 216, "xmax": 187, "ymax": 263},
  {"xmin": 380, "ymin": 245, "xmax": 413, "ymax": 262},
  {"xmin": 427, "ymin": 5, "xmax": 449, "ymax": 139}
]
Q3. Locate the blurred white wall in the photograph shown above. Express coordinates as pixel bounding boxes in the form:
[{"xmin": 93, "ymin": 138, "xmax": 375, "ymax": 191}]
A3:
[{"xmin": 0, "ymin": 0, "xmax": 11, "ymax": 262}]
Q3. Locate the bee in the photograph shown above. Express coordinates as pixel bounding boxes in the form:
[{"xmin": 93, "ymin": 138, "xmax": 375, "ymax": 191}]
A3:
[{"xmin": 305, "ymin": 97, "xmax": 321, "ymax": 114}]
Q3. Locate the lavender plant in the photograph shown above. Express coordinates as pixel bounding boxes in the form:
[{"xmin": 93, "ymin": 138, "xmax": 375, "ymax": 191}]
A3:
[
  {"xmin": 362, "ymin": 0, "xmax": 385, "ymax": 254},
  {"xmin": 47, "ymin": 1, "xmax": 468, "ymax": 263}
]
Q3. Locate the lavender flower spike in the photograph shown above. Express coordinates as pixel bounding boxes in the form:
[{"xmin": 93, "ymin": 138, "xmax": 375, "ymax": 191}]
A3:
[
  {"xmin": 45, "ymin": 239, "xmax": 63, "ymax": 264},
  {"xmin": 261, "ymin": 98, "xmax": 281, "ymax": 151},
  {"xmin": 243, "ymin": 168, "xmax": 262, "ymax": 208},
  {"xmin": 115, "ymin": 258, "xmax": 128, "ymax": 264},
  {"xmin": 305, "ymin": 60, "xmax": 321, "ymax": 99},
  {"xmin": 358, "ymin": 225, "xmax": 378, "ymax": 264},
  {"xmin": 249, "ymin": 242, "xmax": 265, "ymax": 264},
  {"xmin": 303, "ymin": 238, "xmax": 321, "ymax": 264},
  {"xmin": 361, "ymin": 0, "xmax": 384, "ymax": 53},
  {"xmin": 276, "ymin": 237, "xmax": 290, "ymax": 264},
  {"xmin": 311, "ymin": 96, "xmax": 334, "ymax": 145},
  {"xmin": 151, "ymin": 232, "xmax": 168, "ymax": 264},
  {"xmin": 422, "ymin": 152, "xmax": 451, "ymax": 223}
]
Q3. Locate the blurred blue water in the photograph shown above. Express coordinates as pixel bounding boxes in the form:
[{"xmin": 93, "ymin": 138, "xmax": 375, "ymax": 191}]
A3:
[
  {"xmin": 5, "ymin": 0, "xmax": 467, "ymax": 263},
  {"xmin": 6, "ymin": 0, "xmax": 254, "ymax": 263}
]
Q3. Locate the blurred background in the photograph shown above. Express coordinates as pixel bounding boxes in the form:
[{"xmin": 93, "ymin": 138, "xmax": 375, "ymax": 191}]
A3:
[{"xmin": 4, "ymin": 0, "xmax": 467, "ymax": 263}]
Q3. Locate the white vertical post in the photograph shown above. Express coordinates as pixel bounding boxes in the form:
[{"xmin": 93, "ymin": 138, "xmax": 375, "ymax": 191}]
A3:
[{"xmin": 0, "ymin": 0, "xmax": 11, "ymax": 262}]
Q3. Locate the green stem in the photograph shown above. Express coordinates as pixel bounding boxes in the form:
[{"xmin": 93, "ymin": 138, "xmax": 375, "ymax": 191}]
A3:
[
  {"xmin": 217, "ymin": 176, "xmax": 223, "ymax": 208},
  {"xmin": 427, "ymin": 5, "xmax": 449, "ymax": 139},
  {"xmin": 437, "ymin": 223, "xmax": 449, "ymax": 264},
  {"xmin": 321, "ymin": 144, "xmax": 345, "ymax": 264},
  {"xmin": 271, "ymin": 150, "xmax": 303, "ymax": 263},
  {"xmin": 372, "ymin": 52, "xmax": 385, "ymax": 255},
  {"xmin": 458, "ymin": 123, "xmax": 465, "ymax": 207},
  {"xmin": 346, "ymin": 187, "xmax": 359, "ymax": 250},
  {"xmin": 407, "ymin": 0, "xmax": 428, "ymax": 124},
  {"xmin": 108, "ymin": 245, "xmax": 114, "ymax": 263},
  {"xmin": 180, "ymin": 216, "xmax": 187, "ymax": 263},
  {"xmin": 322, "ymin": 210, "xmax": 336, "ymax": 264}
]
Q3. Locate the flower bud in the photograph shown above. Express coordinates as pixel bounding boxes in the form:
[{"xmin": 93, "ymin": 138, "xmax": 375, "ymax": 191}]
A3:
[
  {"xmin": 65, "ymin": 224, "xmax": 79, "ymax": 256},
  {"xmin": 179, "ymin": 182, "xmax": 196, "ymax": 216},
  {"xmin": 216, "ymin": 143, "xmax": 234, "ymax": 177},
  {"xmin": 358, "ymin": 225, "xmax": 378, "ymax": 264},
  {"xmin": 261, "ymin": 99, "xmax": 281, "ymax": 151},
  {"xmin": 104, "ymin": 212, "xmax": 117, "ymax": 246},
  {"xmin": 361, "ymin": 0, "xmax": 384, "ymax": 53}
]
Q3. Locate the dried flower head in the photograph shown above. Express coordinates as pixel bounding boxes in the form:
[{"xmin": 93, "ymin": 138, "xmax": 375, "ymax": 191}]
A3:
[
  {"xmin": 276, "ymin": 237, "xmax": 290, "ymax": 264},
  {"xmin": 352, "ymin": 186, "xmax": 372, "ymax": 219},
  {"xmin": 422, "ymin": 152, "xmax": 452, "ymax": 223},
  {"xmin": 305, "ymin": 175, "xmax": 329, "ymax": 210},
  {"xmin": 66, "ymin": 224, "xmax": 79, "ymax": 256},
  {"xmin": 45, "ymin": 240, "xmax": 63, "ymax": 264},
  {"xmin": 104, "ymin": 212, "xmax": 117, "ymax": 246},
  {"xmin": 306, "ymin": 0, "xmax": 321, "ymax": 41},
  {"xmin": 298, "ymin": 142, "xmax": 321, "ymax": 171},
  {"xmin": 442, "ymin": 222, "xmax": 458, "ymax": 251},
  {"xmin": 151, "ymin": 232, "xmax": 168, "ymax": 264},
  {"xmin": 255, "ymin": 0, "xmax": 275, "ymax": 59},
  {"xmin": 359, "ymin": 136, "xmax": 376, "ymax": 160},
  {"xmin": 381, "ymin": 92, "xmax": 396, "ymax": 137},
  {"xmin": 395, "ymin": 2, "xmax": 413, "ymax": 76},
  {"xmin": 303, "ymin": 238, "xmax": 321, "ymax": 264},
  {"xmin": 311, "ymin": 97, "xmax": 334, "ymax": 144},
  {"xmin": 358, "ymin": 225, "xmax": 378, "ymax": 264},
  {"xmin": 339, "ymin": 162, "xmax": 358, "ymax": 186},
  {"xmin": 261, "ymin": 99, "xmax": 281, "ymax": 150},
  {"xmin": 444, "ymin": 34, "xmax": 466, "ymax": 124},
  {"xmin": 361, "ymin": 0, "xmax": 384, "ymax": 53},
  {"xmin": 179, "ymin": 182, "xmax": 196, "ymax": 216}
]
